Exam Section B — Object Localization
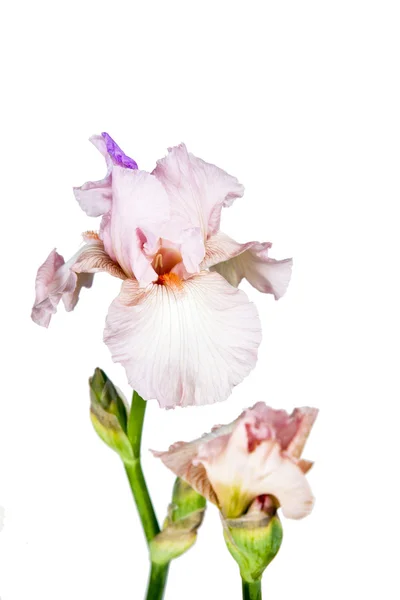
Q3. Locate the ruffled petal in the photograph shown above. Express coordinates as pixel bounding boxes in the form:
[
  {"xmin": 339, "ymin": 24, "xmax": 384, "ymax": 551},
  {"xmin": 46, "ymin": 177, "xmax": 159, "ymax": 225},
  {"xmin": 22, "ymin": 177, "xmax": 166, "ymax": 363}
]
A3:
[
  {"xmin": 104, "ymin": 271, "xmax": 261, "ymax": 408},
  {"xmin": 73, "ymin": 133, "xmax": 138, "ymax": 218},
  {"xmin": 208, "ymin": 235, "xmax": 293, "ymax": 300},
  {"xmin": 153, "ymin": 144, "xmax": 244, "ymax": 240},
  {"xmin": 73, "ymin": 135, "xmax": 113, "ymax": 217},
  {"xmin": 31, "ymin": 240, "xmax": 123, "ymax": 328},
  {"xmin": 31, "ymin": 249, "xmax": 78, "ymax": 327},
  {"xmin": 110, "ymin": 167, "xmax": 170, "ymax": 283}
]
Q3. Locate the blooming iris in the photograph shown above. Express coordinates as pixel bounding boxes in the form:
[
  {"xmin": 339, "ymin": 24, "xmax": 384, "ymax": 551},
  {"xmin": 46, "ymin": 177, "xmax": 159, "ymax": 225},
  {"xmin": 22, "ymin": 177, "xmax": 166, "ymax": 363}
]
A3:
[
  {"xmin": 32, "ymin": 133, "xmax": 292, "ymax": 408},
  {"xmin": 154, "ymin": 403, "xmax": 318, "ymax": 518}
]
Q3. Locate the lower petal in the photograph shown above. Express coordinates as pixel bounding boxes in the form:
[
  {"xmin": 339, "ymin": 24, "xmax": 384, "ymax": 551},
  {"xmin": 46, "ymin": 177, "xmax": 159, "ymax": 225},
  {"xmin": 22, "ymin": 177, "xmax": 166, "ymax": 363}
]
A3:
[{"xmin": 104, "ymin": 271, "xmax": 261, "ymax": 408}]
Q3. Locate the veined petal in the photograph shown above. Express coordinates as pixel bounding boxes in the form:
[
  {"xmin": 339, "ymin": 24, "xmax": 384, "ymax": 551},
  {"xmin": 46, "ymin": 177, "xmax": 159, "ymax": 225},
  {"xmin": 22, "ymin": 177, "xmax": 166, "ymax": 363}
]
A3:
[
  {"xmin": 31, "ymin": 240, "xmax": 122, "ymax": 328},
  {"xmin": 202, "ymin": 232, "xmax": 255, "ymax": 269},
  {"xmin": 110, "ymin": 167, "xmax": 171, "ymax": 283},
  {"xmin": 153, "ymin": 144, "xmax": 244, "ymax": 240},
  {"xmin": 208, "ymin": 234, "xmax": 293, "ymax": 300},
  {"xmin": 104, "ymin": 271, "xmax": 261, "ymax": 408},
  {"xmin": 72, "ymin": 239, "xmax": 126, "ymax": 280}
]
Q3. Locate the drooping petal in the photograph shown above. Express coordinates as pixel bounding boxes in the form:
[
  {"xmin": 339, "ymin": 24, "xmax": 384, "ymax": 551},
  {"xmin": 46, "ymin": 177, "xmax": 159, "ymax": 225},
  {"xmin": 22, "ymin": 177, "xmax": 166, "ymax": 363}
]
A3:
[
  {"xmin": 31, "ymin": 249, "xmax": 78, "ymax": 327},
  {"xmin": 31, "ymin": 240, "xmax": 124, "ymax": 328},
  {"xmin": 109, "ymin": 167, "xmax": 170, "ymax": 283},
  {"xmin": 104, "ymin": 271, "xmax": 261, "ymax": 408},
  {"xmin": 73, "ymin": 133, "xmax": 137, "ymax": 218},
  {"xmin": 208, "ymin": 235, "xmax": 293, "ymax": 300},
  {"xmin": 153, "ymin": 144, "xmax": 244, "ymax": 240}
]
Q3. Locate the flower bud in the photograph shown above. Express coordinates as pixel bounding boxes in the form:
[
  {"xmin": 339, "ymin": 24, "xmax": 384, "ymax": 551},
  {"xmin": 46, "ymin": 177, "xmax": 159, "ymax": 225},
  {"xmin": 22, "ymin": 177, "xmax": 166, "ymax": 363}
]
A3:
[
  {"xmin": 223, "ymin": 496, "xmax": 283, "ymax": 583},
  {"xmin": 150, "ymin": 478, "xmax": 206, "ymax": 565},
  {"xmin": 89, "ymin": 368, "xmax": 134, "ymax": 463}
]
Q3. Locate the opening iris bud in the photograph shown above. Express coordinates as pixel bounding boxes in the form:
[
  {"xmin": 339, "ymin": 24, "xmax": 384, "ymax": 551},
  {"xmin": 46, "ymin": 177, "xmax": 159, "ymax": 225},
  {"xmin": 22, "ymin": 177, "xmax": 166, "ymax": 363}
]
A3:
[
  {"xmin": 150, "ymin": 478, "xmax": 206, "ymax": 565},
  {"xmin": 223, "ymin": 495, "xmax": 283, "ymax": 584},
  {"xmin": 89, "ymin": 368, "xmax": 134, "ymax": 463}
]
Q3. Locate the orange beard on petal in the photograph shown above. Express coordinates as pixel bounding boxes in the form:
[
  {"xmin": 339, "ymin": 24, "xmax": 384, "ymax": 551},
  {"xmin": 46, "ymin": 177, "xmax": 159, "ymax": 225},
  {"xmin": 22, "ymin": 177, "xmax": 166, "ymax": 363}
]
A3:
[{"xmin": 157, "ymin": 272, "xmax": 184, "ymax": 289}]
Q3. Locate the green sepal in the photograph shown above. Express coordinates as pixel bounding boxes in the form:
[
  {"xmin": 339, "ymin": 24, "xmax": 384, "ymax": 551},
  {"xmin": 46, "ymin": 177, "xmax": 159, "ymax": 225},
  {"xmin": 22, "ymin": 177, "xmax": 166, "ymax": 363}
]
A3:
[{"xmin": 223, "ymin": 512, "xmax": 283, "ymax": 583}]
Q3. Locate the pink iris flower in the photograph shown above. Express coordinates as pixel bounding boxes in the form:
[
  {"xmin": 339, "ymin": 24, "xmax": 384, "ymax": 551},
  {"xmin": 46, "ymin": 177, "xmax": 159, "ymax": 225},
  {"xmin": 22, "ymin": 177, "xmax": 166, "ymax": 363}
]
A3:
[
  {"xmin": 32, "ymin": 134, "xmax": 292, "ymax": 408},
  {"xmin": 154, "ymin": 403, "xmax": 318, "ymax": 518}
]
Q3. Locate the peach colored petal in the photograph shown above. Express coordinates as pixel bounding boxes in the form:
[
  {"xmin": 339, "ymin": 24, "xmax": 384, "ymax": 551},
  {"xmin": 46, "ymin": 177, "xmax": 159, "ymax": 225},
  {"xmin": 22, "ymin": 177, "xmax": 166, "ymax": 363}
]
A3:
[
  {"xmin": 154, "ymin": 402, "xmax": 317, "ymax": 520},
  {"xmin": 104, "ymin": 271, "xmax": 261, "ymax": 408}
]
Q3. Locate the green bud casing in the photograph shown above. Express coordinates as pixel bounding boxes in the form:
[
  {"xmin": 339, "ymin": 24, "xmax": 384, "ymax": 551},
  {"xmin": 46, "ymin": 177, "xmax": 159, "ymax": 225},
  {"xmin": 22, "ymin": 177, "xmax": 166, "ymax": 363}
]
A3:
[
  {"xmin": 89, "ymin": 368, "xmax": 134, "ymax": 463},
  {"xmin": 223, "ymin": 511, "xmax": 283, "ymax": 583}
]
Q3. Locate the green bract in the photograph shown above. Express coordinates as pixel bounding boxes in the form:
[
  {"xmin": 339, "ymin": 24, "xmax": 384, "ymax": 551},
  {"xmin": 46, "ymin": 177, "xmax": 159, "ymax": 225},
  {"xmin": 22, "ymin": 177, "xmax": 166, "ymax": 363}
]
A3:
[{"xmin": 150, "ymin": 478, "xmax": 206, "ymax": 565}]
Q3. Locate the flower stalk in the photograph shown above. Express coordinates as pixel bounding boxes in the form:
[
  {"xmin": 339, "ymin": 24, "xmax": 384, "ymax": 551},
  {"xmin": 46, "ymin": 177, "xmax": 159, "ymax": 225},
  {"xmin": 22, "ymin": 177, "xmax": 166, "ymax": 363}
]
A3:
[
  {"xmin": 124, "ymin": 391, "xmax": 169, "ymax": 598},
  {"xmin": 242, "ymin": 579, "xmax": 262, "ymax": 600}
]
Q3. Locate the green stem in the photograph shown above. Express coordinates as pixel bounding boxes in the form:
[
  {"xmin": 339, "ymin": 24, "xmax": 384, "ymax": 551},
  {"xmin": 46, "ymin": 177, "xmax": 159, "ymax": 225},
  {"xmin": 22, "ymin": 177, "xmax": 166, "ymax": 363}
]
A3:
[
  {"xmin": 242, "ymin": 579, "xmax": 262, "ymax": 600},
  {"xmin": 124, "ymin": 391, "xmax": 170, "ymax": 599},
  {"xmin": 124, "ymin": 459, "xmax": 160, "ymax": 543},
  {"xmin": 146, "ymin": 563, "xmax": 170, "ymax": 600}
]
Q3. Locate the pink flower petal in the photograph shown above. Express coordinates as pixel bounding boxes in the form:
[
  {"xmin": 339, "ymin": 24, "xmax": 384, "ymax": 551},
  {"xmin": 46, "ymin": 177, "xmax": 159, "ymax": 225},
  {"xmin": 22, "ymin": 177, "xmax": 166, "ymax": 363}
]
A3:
[
  {"xmin": 110, "ymin": 167, "xmax": 170, "ymax": 283},
  {"xmin": 104, "ymin": 271, "xmax": 261, "ymax": 408},
  {"xmin": 154, "ymin": 402, "xmax": 317, "ymax": 519},
  {"xmin": 73, "ymin": 134, "xmax": 138, "ymax": 218},
  {"xmin": 63, "ymin": 273, "xmax": 94, "ymax": 312},
  {"xmin": 31, "ymin": 249, "xmax": 77, "ymax": 327},
  {"xmin": 153, "ymin": 144, "xmax": 244, "ymax": 240},
  {"xmin": 207, "ymin": 234, "xmax": 293, "ymax": 300},
  {"xmin": 31, "ymin": 241, "xmax": 123, "ymax": 327},
  {"xmin": 73, "ymin": 135, "xmax": 113, "ymax": 217}
]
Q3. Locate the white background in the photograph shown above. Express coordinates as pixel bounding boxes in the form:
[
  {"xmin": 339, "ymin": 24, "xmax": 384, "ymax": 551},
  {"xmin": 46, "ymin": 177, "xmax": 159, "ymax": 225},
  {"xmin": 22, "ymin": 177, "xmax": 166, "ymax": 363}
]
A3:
[{"xmin": 1, "ymin": 1, "xmax": 399, "ymax": 598}]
